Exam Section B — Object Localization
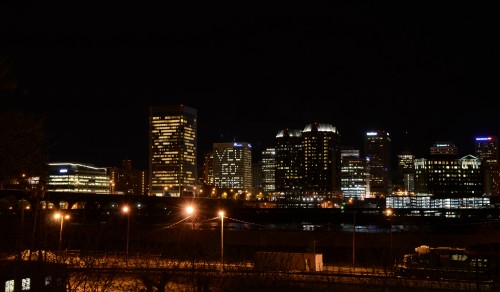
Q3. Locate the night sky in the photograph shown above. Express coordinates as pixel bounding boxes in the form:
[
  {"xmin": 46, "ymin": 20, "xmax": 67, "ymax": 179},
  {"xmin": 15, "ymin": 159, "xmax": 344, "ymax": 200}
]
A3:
[{"xmin": 2, "ymin": 2, "xmax": 499, "ymax": 170}]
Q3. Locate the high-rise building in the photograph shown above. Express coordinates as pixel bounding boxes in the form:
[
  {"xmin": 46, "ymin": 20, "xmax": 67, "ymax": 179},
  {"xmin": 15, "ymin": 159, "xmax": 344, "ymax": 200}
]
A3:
[
  {"xmin": 414, "ymin": 153, "xmax": 482, "ymax": 198},
  {"xmin": 252, "ymin": 161, "xmax": 263, "ymax": 198},
  {"xmin": 212, "ymin": 142, "xmax": 252, "ymax": 195},
  {"xmin": 340, "ymin": 149, "xmax": 370, "ymax": 200},
  {"xmin": 364, "ymin": 130, "xmax": 392, "ymax": 197},
  {"xmin": 275, "ymin": 129, "xmax": 302, "ymax": 200},
  {"xmin": 261, "ymin": 147, "xmax": 276, "ymax": 198},
  {"xmin": 475, "ymin": 136, "xmax": 500, "ymax": 195},
  {"xmin": 395, "ymin": 151, "xmax": 415, "ymax": 194},
  {"xmin": 149, "ymin": 105, "xmax": 197, "ymax": 196},
  {"xmin": 202, "ymin": 152, "xmax": 214, "ymax": 186},
  {"xmin": 302, "ymin": 122, "xmax": 341, "ymax": 197},
  {"xmin": 47, "ymin": 163, "xmax": 110, "ymax": 194}
]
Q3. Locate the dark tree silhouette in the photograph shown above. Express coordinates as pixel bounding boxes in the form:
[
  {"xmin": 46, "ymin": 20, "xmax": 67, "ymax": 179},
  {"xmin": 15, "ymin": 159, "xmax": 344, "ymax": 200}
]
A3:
[{"xmin": 0, "ymin": 55, "xmax": 48, "ymax": 189}]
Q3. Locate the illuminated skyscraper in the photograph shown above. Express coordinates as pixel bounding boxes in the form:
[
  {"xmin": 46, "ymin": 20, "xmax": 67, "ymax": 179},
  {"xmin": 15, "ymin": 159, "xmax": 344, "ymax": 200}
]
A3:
[
  {"xmin": 149, "ymin": 105, "xmax": 197, "ymax": 196},
  {"xmin": 396, "ymin": 151, "xmax": 415, "ymax": 194},
  {"xmin": 340, "ymin": 149, "xmax": 370, "ymax": 200},
  {"xmin": 364, "ymin": 130, "xmax": 392, "ymax": 197},
  {"xmin": 261, "ymin": 147, "xmax": 276, "ymax": 198},
  {"xmin": 393, "ymin": 131, "xmax": 415, "ymax": 194},
  {"xmin": 302, "ymin": 122, "xmax": 341, "ymax": 197},
  {"xmin": 475, "ymin": 136, "xmax": 500, "ymax": 195},
  {"xmin": 213, "ymin": 142, "xmax": 252, "ymax": 194},
  {"xmin": 275, "ymin": 129, "xmax": 302, "ymax": 200}
]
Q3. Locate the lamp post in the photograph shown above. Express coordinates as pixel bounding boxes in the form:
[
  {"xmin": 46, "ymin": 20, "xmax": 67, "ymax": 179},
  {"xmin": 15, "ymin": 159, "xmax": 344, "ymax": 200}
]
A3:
[
  {"xmin": 122, "ymin": 206, "xmax": 130, "ymax": 256},
  {"xmin": 19, "ymin": 200, "xmax": 29, "ymax": 259},
  {"xmin": 218, "ymin": 210, "xmax": 225, "ymax": 271},
  {"xmin": 54, "ymin": 212, "xmax": 70, "ymax": 252},
  {"xmin": 352, "ymin": 210, "xmax": 356, "ymax": 266},
  {"xmin": 186, "ymin": 205, "xmax": 196, "ymax": 287},
  {"xmin": 386, "ymin": 209, "xmax": 393, "ymax": 267}
]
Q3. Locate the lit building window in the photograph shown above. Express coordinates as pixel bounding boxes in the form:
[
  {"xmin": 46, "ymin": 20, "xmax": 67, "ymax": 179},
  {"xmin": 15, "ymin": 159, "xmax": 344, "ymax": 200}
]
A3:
[
  {"xmin": 22, "ymin": 278, "xmax": 30, "ymax": 290},
  {"xmin": 5, "ymin": 280, "xmax": 14, "ymax": 292}
]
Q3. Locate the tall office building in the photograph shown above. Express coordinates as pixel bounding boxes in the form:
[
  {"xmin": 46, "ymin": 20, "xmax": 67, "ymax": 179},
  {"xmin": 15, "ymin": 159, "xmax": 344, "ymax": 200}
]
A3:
[
  {"xmin": 149, "ymin": 105, "xmax": 197, "ymax": 196},
  {"xmin": 475, "ymin": 136, "xmax": 500, "ymax": 195},
  {"xmin": 395, "ymin": 151, "xmax": 415, "ymax": 194},
  {"xmin": 340, "ymin": 149, "xmax": 370, "ymax": 200},
  {"xmin": 414, "ymin": 154, "xmax": 482, "ymax": 198},
  {"xmin": 302, "ymin": 122, "xmax": 341, "ymax": 197},
  {"xmin": 261, "ymin": 147, "xmax": 276, "ymax": 198},
  {"xmin": 203, "ymin": 152, "xmax": 214, "ymax": 186},
  {"xmin": 252, "ymin": 161, "xmax": 263, "ymax": 197},
  {"xmin": 275, "ymin": 129, "xmax": 302, "ymax": 200},
  {"xmin": 364, "ymin": 130, "xmax": 392, "ymax": 197},
  {"xmin": 212, "ymin": 142, "xmax": 252, "ymax": 195}
]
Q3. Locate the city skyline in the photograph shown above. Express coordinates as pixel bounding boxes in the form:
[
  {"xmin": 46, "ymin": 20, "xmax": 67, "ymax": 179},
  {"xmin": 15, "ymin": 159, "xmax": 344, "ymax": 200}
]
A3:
[{"xmin": 2, "ymin": 2, "xmax": 498, "ymax": 169}]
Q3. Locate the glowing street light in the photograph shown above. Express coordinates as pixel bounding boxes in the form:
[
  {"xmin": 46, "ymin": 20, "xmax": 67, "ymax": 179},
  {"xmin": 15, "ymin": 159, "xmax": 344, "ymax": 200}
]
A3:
[
  {"xmin": 386, "ymin": 208, "xmax": 393, "ymax": 266},
  {"xmin": 54, "ymin": 212, "xmax": 70, "ymax": 252},
  {"xmin": 218, "ymin": 210, "xmax": 225, "ymax": 271},
  {"xmin": 123, "ymin": 205, "xmax": 130, "ymax": 256},
  {"xmin": 186, "ymin": 205, "xmax": 194, "ymax": 217}
]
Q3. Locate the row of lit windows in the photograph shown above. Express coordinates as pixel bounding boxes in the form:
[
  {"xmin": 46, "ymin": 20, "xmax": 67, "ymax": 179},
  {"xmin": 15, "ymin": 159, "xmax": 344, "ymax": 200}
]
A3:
[{"xmin": 386, "ymin": 196, "xmax": 490, "ymax": 209}]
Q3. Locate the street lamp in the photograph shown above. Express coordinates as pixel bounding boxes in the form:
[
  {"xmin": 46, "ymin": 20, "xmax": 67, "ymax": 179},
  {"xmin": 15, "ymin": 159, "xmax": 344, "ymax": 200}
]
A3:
[
  {"xmin": 122, "ymin": 206, "xmax": 130, "ymax": 256},
  {"xmin": 352, "ymin": 210, "xmax": 356, "ymax": 266},
  {"xmin": 386, "ymin": 208, "xmax": 393, "ymax": 267},
  {"xmin": 54, "ymin": 212, "xmax": 70, "ymax": 252},
  {"xmin": 186, "ymin": 205, "xmax": 196, "ymax": 288},
  {"xmin": 218, "ymin": 210, "xmax": 225, "ymax": 271}
]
